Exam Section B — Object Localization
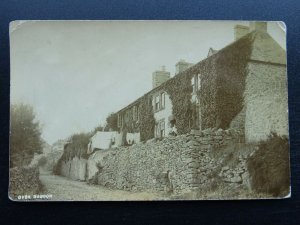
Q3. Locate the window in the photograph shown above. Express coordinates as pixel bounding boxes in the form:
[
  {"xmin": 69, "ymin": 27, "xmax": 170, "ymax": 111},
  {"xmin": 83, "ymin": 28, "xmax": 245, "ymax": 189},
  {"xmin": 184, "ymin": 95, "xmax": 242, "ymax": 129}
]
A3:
[
  {"xmin": 161, "ymin": 92, "xmax": 165, "ymax": 109},
  {"xmin": 160, "ymin": 120, "xmax": 165, "ymax": 137},
  {"xmin": 155, "ymin": 120, "xmax": 166, "ymax": 138},
  {"xmin": 133, "ymin": 106, "xmax": 136, "ymax": 120},
  {"xmin": 136, "ymin": 105, "xmax": 139, "ymax": 121},
  {"xmin": 149, "ymin": 96, "xmax": 152, "ymax": 106},
  {"xmin": 155, "ymin": 123, "xmax": 159, "ymax": 138},
  {"xmin": 197, "ymin": 74, "xmax": 201, "ymax": 90},
  {"xmin": 192, "ymin": 74, "xmax": 201, "ymax": 93},
  {"xmin": 132, "ymin": 105, "xmax": 139, "ymax": 121},
  {"xmin": 153, "ymin": 92, "xmax": 166, "ymax": 111},
  {"xmin": 191, "ymin": 76, "xmax": 196, "ymax": 93},
  {"xmin": 118, "ymin": 114, "xmax": 123, "ymax": 128},
  {"xmin": 155, "ymin": 95, "xmax": 160, "ymax": 111},
  {"xmin": 117, "ymin": 114, "xmax": 121, "ymax": 127}
]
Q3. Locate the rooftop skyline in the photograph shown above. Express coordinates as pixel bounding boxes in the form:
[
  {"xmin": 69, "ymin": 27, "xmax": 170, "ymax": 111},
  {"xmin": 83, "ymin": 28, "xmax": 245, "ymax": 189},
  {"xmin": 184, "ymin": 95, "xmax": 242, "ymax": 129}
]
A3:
[{"xmin": 10, "ymin": 21, "xmax": 286, "ymax": 144}]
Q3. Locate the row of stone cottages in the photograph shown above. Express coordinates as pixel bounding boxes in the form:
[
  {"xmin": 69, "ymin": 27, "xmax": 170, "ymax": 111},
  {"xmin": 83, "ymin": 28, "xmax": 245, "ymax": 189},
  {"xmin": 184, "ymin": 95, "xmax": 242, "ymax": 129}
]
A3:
[{"xmin": 89, "ymin": 22, "xmax": 288, "ymax": 152}]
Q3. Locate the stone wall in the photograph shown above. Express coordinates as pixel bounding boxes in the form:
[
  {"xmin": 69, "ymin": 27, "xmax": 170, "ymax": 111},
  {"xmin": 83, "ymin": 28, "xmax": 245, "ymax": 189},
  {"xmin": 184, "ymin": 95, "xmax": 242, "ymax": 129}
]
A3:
[
  {"xmin": 244, "ymin": 63, "xmax": 288, "ymax": 143},
  {"xmin": 57, "ymin": 128, "xmax": 256, "ymax": 195},
  {"xmin": 86, "ymin": 150, "xmax": 110, "ymax": 180},
  {"xmin": 94, "ymin": 128, "xmax": 254, "ymax": 194},
  {"xmin": 60, "ymin": 156, "xmax": 87, "ymax": 181}
]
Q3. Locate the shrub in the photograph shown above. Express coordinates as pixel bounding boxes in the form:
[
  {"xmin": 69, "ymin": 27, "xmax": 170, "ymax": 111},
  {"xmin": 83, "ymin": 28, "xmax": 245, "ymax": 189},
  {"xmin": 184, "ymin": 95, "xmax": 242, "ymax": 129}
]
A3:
[
  {"xmin": 247, "ymin": 134, "xmax": 290, "ymax": 197},
  {"xmin": 10, "ymin": 103, "xmax": 43, "ymax": 168},
  {"xmin": 9, "ymin": 167, "xmax": 44, "ymax": 200}
]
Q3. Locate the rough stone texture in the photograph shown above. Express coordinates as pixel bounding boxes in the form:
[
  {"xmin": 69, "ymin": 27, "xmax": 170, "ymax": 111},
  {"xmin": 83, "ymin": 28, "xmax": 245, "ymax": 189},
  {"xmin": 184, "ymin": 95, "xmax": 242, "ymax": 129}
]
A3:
[
  {"xmin": 219, "ymin": 154, "xmax": 248, "ymax": 185},
  {"xmin": 250, "ymin": 31, "xmax": 286, "ymax": 64},
  {"xmin": 9, "ymin": 167, "xmax": 43, "ymax": 200},
  {"xmin": 57, "ymin": 128, "xmax": 256, "ymax": 195},
  {"xmin": 93, "ymin": 128, "xmax": 253, "ymax": 193},
  {"xmin": 230, "ymin": 107, "xmax": 245, "ymax": 136},
  {"xmin": 244, "ymin": 63, "xmax": 288, "ymax": 143},
  {"xmin": 60, "ymin": 156, "xmax": 87, "ymax": 181},
  {"xmin": 86, "ymin": 150, "xmax": 110, "ymax": 180}
]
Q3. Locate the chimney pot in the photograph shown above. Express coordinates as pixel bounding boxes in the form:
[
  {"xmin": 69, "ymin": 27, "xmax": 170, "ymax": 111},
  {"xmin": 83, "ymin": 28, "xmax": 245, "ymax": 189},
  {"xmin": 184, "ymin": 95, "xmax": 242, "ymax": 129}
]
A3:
[{"xmin": 249, "ymin": 21, "xmax": 267, "ymax": 32}]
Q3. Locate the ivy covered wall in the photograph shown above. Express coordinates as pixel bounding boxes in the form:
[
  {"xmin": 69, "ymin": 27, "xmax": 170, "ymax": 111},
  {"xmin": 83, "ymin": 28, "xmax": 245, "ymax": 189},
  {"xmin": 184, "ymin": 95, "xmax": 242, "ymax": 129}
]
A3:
[
  {"xmin": 214, "ymin": 34, "xmax": 253, "ymax": 129},
  {"xmin": 117, "ymin": 33, "xmax": 255, "ymax": 142},
  {"xmin": 139, "ymin": 95, "xmax": 156, "ymax": 141}
]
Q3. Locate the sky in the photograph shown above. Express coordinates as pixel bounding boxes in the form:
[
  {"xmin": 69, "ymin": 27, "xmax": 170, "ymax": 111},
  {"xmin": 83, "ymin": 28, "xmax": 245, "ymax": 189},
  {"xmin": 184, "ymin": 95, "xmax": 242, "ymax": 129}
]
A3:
[{"xmin": 10, "ymin": 20, "xmax": 286, "ymax": 144}]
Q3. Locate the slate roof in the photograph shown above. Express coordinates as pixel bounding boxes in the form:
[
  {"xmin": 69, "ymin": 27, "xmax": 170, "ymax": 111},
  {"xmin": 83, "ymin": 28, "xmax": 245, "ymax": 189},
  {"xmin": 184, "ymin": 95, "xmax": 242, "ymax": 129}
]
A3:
[{"xmin": 116, "ymin": 30, "xmax": 286, "ymax": 115}]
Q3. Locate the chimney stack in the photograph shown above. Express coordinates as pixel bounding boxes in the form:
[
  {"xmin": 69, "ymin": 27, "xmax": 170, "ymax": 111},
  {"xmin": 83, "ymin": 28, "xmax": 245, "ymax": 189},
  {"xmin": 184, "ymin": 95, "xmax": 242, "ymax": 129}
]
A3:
[
  {"xmin": 234, "ymin": 25, "xmax": 250, "ymax": 41},
  {"xmin": 175, "ymin": 59, "xmax": 194, "ymax": 75},
  {"xmin": 249, "ymin": 21, "xmax": 267, "ymax": 32},
  {"xmin": 152, "ymin": 66, "xmax": 170, "ymax": 88}
]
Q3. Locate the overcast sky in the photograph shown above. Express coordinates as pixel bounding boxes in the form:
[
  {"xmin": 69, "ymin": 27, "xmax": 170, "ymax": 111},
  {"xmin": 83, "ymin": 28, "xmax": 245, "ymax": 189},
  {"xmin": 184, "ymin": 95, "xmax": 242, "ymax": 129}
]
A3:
[{"xmin": 10, "ymin": 21, "xmax": 286, "ymax": 144}]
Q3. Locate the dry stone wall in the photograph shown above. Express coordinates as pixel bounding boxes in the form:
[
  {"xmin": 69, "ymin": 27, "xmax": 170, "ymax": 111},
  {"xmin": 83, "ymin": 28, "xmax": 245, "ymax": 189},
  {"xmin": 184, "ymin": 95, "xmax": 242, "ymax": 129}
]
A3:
[
  {"xmin": 60, "ymin": 156, "xmax": 87, "ymax": 181},
  {"xmin": 57, "ymin": 128, "xmax": 255, "ymax": 194},
  {"xmin": 94, "ymin": 128, "xmax": 253, "ymax": 193}
]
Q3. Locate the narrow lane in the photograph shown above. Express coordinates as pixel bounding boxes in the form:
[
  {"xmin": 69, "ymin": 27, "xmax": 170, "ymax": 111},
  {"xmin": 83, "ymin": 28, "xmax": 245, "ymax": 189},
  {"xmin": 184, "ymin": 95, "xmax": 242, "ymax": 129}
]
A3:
[{"xmin": 39, "ymin": 170, "xmax": 165, "ymax": 201}]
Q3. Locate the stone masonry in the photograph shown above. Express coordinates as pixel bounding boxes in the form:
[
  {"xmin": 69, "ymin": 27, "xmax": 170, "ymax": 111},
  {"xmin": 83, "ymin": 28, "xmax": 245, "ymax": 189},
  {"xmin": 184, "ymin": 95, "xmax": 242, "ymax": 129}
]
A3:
[
  {"xmin": 94, "ymin": 128, "xmax": 253, "ymax": 193},
  {"xmin": 57, "ymin": 128, "xmax": 255, "ymax": 194}
]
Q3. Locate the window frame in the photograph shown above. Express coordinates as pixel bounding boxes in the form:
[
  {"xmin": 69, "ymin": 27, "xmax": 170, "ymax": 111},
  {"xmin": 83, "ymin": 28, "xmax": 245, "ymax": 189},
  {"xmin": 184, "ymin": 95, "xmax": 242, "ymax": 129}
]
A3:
[
  {"xmin": 155, "ymin": 94, "xmax": 160, "ymax": 111},
  {"xmin": 161, "ymin": 92, "xmax": 165, "ymax": 109},
  {"xmin": 160, "ymin": 119, "xmax": 165, "ymax": 137},
  {"xmin": 197, "ymin": 74, "xmax": 201, "ymax": 90}
]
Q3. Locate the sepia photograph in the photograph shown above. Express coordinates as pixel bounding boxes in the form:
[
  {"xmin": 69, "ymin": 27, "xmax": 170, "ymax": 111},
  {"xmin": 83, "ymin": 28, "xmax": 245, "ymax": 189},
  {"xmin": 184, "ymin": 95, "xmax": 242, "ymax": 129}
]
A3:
[{"xmin": 9, "ymin": 20, "xmax": 290, "ymax": 201}]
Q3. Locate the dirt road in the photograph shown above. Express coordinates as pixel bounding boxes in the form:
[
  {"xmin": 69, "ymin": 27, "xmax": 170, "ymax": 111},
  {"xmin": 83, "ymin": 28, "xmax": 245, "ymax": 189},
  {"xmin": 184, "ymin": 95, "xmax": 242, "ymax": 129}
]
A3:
[{"xmin": 39, "ymin": 170, "xmax": 166, "ymax": 201}]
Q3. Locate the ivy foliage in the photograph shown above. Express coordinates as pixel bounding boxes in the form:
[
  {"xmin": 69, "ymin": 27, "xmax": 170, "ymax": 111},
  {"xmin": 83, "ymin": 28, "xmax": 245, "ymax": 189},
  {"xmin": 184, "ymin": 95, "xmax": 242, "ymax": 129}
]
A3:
[
  {"xmin": 60, "ymin": 133, "xmax": 90, "ymax": 161},
  {"xmin": 117, "ymin": 32, "xmax": 255, "ymax": 141},
  {"xmin": 139, "ymin": 95, "xmax": 155, "ymax": 141},
  {"xmin": 247, "ymin": 134, "xmax": 290, "ymax": 197},
  {"xmin": 105, "ymin": 113, "xmax": 118, "ymax": 131},
  {"xmin": 214, "ymin": 33, "xmax": 254, "ymax": 129},
  {"xmin": 163, "ymin": 73, "xmax": 194, "ymax": 135},
  {"xmin": 197, "ymin": 32, "xmax": 254, "ymax": 129}
]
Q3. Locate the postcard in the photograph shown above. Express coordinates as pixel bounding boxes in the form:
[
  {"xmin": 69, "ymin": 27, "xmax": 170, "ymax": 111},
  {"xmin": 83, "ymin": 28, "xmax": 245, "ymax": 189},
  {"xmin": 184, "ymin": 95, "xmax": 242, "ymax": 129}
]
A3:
[{"xmin": 9, "ymin": 20, "xmax": 290, "ymax": 201}]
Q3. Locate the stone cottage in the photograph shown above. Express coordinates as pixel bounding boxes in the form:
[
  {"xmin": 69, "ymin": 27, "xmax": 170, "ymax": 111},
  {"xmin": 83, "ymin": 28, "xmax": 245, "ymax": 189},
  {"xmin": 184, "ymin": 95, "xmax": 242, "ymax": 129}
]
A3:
[{"xmin": 116, "ymin": 22, "xmax": 288, "ymax": 144}]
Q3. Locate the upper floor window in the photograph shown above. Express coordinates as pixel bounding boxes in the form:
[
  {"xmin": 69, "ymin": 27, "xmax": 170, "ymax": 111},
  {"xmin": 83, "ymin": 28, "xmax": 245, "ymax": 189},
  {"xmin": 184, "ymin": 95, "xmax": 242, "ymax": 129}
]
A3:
[
  {"xmin": 153, "ymin": 92, "xmax": 166, "ymax": 112},
  {"xmin": 155, "ymin": 95, "xmax": 160, "ymax": 111},
  {"xmin": 149, "ymin": 96, "xmax": 153, "ymax": 106},
  {"xmin": 198, "ymin": 74, "xmax": 201, "ymax": 90},
  {"xmin": 192, "ymin": 75, "xmax": 197, "ymax": 93},
  {"xmin": 136, "ymin": 105, "xmax": 139, "ymax": 121},
  {"xmin": 133, "ymin": 105, "xmax": 139, "ymax": 121},
  {"xmin": 161, "ymin": 92, "xmax": 165, "ymax": 109},
  {"xmin": 118, "ymin": 113, "xmax": 123, "ymax": 128},
  {"xmin": 191, "ymin": 74, "xmax": 201, "ymax": 93}
]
